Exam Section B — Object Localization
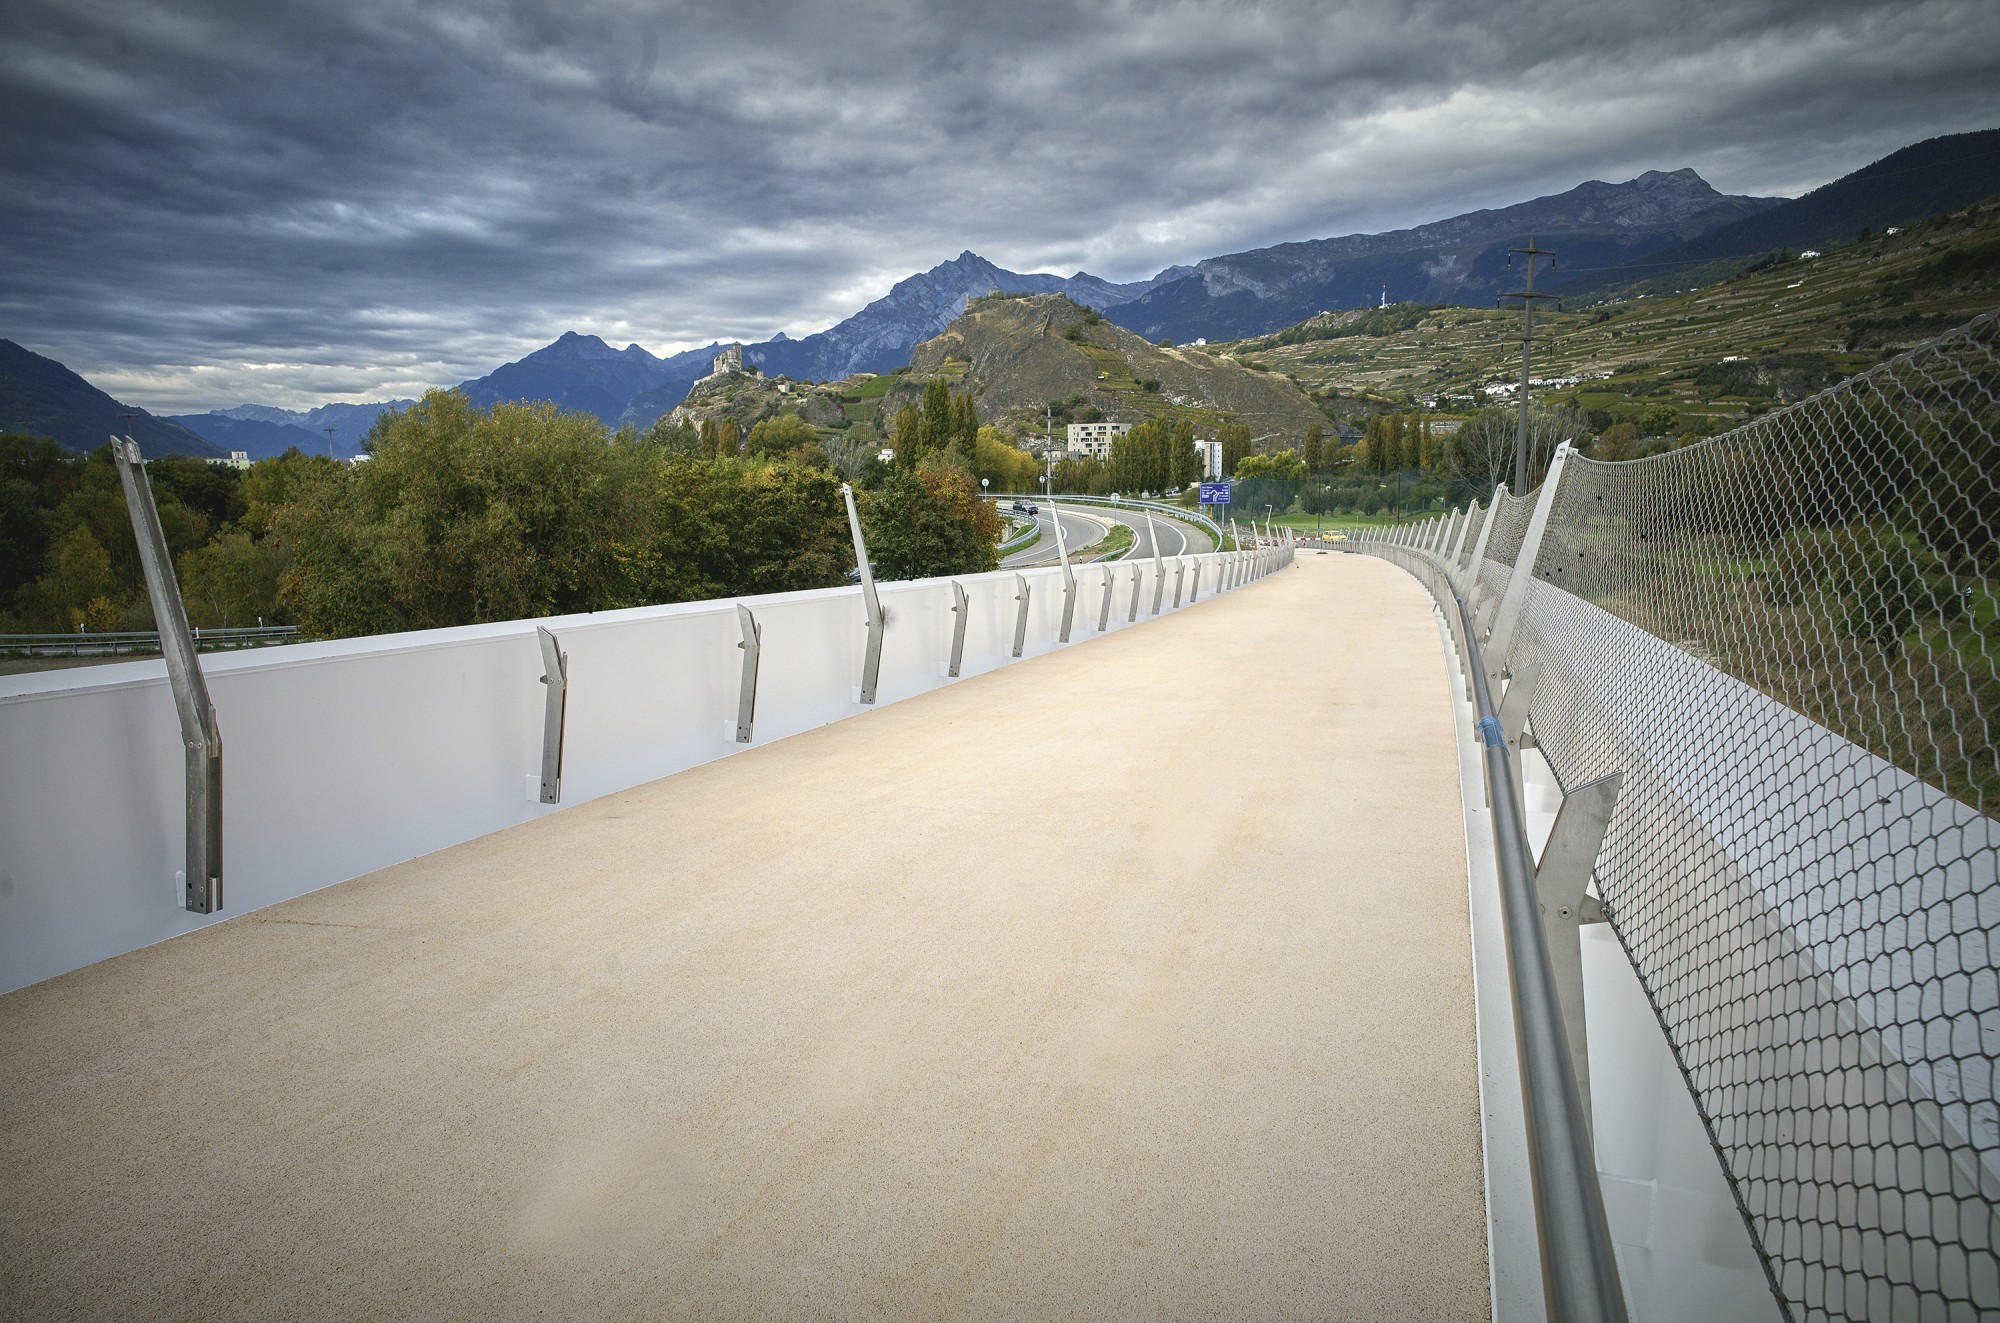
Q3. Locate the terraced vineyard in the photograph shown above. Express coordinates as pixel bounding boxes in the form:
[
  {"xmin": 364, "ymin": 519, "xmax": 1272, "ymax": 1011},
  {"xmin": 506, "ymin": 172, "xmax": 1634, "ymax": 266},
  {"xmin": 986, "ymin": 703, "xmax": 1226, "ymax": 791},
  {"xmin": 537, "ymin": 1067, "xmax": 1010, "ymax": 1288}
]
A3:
[{"xmin": 1230, "ymin": 197, "xmax": 2000, "ymax": 435}]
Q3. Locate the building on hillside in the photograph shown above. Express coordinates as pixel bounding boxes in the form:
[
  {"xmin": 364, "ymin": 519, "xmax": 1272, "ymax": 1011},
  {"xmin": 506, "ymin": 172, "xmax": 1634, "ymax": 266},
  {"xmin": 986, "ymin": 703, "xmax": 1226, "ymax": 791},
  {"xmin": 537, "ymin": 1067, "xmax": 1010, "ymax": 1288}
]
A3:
[
  {"xmin": 1065, "ymin": 421, "xmax": 1131, "ymax": 460},
  {"xmin": 708, "ymin": 343, "xmax": 744, "ymax": 378},
  {"xmin": 207, "ymin": 450, "xmax": 251, "ymax": 470}
]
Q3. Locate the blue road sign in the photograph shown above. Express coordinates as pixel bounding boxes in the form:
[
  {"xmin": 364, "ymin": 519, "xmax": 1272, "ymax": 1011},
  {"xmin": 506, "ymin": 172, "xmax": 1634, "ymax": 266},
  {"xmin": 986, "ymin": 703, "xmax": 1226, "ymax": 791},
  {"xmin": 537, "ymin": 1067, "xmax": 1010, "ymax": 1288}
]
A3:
[{"xmin": 1199, "ymin": 482, "xmax": 1232, "ymax": 505}]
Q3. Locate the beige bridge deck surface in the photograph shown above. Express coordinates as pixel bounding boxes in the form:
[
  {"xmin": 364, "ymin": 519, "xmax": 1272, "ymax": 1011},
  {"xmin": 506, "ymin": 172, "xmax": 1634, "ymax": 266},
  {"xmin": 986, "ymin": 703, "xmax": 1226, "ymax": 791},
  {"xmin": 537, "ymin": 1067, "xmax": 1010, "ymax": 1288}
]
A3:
[{"xmin": 0, "ymin": 555, "xmax": 1485, "ymax": 1321}]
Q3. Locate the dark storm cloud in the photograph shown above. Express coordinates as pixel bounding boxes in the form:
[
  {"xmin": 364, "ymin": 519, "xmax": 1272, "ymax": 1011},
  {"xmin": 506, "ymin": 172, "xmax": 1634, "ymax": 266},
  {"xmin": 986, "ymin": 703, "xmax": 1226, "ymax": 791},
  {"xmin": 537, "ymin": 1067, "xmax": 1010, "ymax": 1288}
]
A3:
[{"xmin": 1, "ymin": 0, "xmax": 1994, "ymax": 409}]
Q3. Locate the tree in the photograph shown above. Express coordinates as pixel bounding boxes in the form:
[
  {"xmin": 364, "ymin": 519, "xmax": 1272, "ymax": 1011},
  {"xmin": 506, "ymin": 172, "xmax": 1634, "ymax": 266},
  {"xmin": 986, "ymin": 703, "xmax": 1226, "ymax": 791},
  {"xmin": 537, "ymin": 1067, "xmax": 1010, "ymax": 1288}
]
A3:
[
  {"xmin": 1354, "ymin": 416, "xmax": 1383, "ymax": 475},
  {"xmin": 29, "ymin": 524, "xmax": 118, "ymax": 631},
  {"xmin": 1219, "ymin": 423, "xmax": 1253, "ymax": 478},
  {"xmin": 276, "ymin": 391, "xmax": 653, "ymax": 636},
  {"xmin": 861, "ymin": 465, "xmax": 1002, "ymax": 580},
  {"xmin": 1639, "ymin": 403, "xmax": 1680, "ymax": 436},
  {"xmin": 1235, "ymin": 450, "xmax": 1306, "ymax": 482},
  {"xmin": 889, "ymin": 404, "xmax": 921, "ymax": 464},
  {"xmin": 178, "ymin": 530, "xmax": 284, "ymax": 628},
  {"xmin": 1301, "ymin": 424, "xmax": 1325, "ymax": 474},
  {"xmin": 970, "ymin": 426, "xmax": 1040, "ymax": 492},
  {"xmin": 746, "ymin": 413, "xmax": 820, "ymax": 458},
  {"xmin": 1436, "ymin": 405, "xmax": 1591, "ymax": 497}
]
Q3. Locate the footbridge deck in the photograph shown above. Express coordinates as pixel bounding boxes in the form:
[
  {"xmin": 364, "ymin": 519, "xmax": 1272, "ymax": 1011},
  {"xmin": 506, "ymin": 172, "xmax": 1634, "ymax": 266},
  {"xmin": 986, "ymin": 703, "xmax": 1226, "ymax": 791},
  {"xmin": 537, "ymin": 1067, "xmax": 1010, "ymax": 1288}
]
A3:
[{"xmin": 0, "ymin": 556, "xmax": 1489, "ymax": 1320}]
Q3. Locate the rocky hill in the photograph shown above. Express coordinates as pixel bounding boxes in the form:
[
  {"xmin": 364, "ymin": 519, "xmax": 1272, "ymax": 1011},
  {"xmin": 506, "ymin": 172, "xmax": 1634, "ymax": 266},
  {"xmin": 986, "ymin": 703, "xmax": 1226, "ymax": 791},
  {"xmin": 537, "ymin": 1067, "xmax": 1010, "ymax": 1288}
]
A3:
[
  {"xmin": 665, "ymin": 362, "xmax": 851, "ymax": 435},
  {"xmin": 745, "ymin": 251, "xmax": 1182, "ymax": 382},
  {"xmin": 902, "ymin": 294, "xmax": 1330, "ymax": 444}
]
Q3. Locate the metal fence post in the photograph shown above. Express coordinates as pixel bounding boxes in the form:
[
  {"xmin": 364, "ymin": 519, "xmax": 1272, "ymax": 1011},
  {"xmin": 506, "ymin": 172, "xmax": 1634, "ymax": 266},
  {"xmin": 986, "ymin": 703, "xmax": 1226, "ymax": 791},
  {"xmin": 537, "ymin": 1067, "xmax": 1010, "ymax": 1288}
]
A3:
[
  {"xmin": 1128, "ymin": 562, "xmax": 1143, "ymax": 622},
  {"xmin": 1189, "ymin": 559, "xmax": 1202, "ymax": 602},
  {"xmin": 1052, "ymin": 498, "xmax": 1077, "ymax": 643},
  {"xmin": 1011, "ymin": 574, "xmax": 1031, "ymax": 658},
  {"xmin": 841, "ymin": 483, "xmax": 885, "ymax": 703},
  {"xmin": 1485, "ymin": 444, "xmax": 1573, "ymax": 684},
  {"xmin": 535, "ymin": 626, "xmax": 567, "ymax": 804},
  {"xmin": 1451, "ymin": 501, "xmax": 1481, "ymax": 579},
  {"xmin": 109, "ymin": 435, "xmax": 223, "ymax": 913},
  {"xmin": 1172, "ymin": 557, "xmax": 1185, "ymax": 608},
  {"xmin": 1145, "ymin": 512, "xmax": 1166, "ymax": 614},
  {"xmin": 1465, "ymin": 483, "xmax": 1506, "ymax": 627},
  {"xmin": 1533, "ymin": 772, "xmax": 1624, "ymax": 1120},
  {"xmin": 1098, "ymin": 565, "xmax": 1114, "ymax": 632},
  {"xmin": 733, "ymin": 605, "xmax": 761, "ymax": 742},
  {"xmin": 948, "ymin": 580, "xmax": 970, "ymax": 677}
]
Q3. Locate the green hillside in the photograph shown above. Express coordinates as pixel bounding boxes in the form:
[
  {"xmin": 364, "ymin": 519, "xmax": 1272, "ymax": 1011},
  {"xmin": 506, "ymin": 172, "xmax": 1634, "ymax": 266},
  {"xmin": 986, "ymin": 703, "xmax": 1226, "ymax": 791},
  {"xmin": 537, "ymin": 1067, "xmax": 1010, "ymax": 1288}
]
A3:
[{"xmin": 1227, "ymin": 195, "xmax": 2000, "ymax": 438}]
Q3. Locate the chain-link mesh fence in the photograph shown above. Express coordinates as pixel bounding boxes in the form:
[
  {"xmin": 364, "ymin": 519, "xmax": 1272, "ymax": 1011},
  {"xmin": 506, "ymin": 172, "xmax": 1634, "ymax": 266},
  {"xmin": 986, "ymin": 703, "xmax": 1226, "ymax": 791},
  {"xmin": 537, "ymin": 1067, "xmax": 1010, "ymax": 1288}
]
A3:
[{"xmin": 1374, "ymin": 311, "xmax": 1999, "ymax": 1322}]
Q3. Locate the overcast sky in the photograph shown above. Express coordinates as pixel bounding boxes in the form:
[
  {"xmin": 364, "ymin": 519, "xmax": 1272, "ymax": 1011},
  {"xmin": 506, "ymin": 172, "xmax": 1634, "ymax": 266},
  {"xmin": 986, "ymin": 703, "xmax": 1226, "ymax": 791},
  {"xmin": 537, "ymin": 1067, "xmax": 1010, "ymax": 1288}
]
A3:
[{"xmin": 3, "ymin": 0, "xmax": 1995, "ymax": 413}]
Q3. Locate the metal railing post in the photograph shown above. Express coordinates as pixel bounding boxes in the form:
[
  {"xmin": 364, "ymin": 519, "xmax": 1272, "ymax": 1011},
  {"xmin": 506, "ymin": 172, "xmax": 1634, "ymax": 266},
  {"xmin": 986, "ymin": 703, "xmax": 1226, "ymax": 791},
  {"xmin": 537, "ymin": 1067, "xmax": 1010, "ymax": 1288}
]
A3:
[
  {"xmin": 1146, "ymin": 511, "xmax": 1166, "ymax": 615},
  {"xmin": 1052, "ymin": 498, "xmax": 1077, "ymax": 642},
  {"xmin": 1457, "ymin": 574, "xmax": 1630, "ymax": 1323},
  {"xmin": 1128, "ymin": 563, "xmax": 1143, "ymax": 622},
  {"xmin": 1485, "ymin": 444, "xmax": 1573, "ymax": 684},
  {"xmin": 1172, "ymin": 557, "xmax": 1185, "ymax": 608},
  {"xmin": 1189, "ymin": 559, "xmax": 1202, "ymax": 602},
  {"xmin": 1098, "ymin": 565, "xmax": 1114, "ymax": 632},
  {"xmin": 1465, "ymin": 484, "xmax": 1506, "ymax": 627},
  {"xmin": 841, "ymin": 483, "xmax": 885, "ymax": 703},
  {"xmin": 1011, "ymin": 574, "xmax": 1031, "ymax": 658},
  {"xmin": 948, "ymin": 581, "xmax": 970, "ymax": 677},
  {"xmin": 1534, "ymin": 772, "xmax": 1624, "ymax": 1119},
  {"xmin": 535, "ymin": 626, "xmax": 567, "ymax": 804},
  {"xmin": 1451, "ymin": 501, "xmax": 1481, "ymax": 580},
  {"xmin": 733, "ymin": 605, "xmax": 761, "ymax": 742},
  {"xmin": 109, "ymin": 435, "xmax": 223, "ymax": 913}
]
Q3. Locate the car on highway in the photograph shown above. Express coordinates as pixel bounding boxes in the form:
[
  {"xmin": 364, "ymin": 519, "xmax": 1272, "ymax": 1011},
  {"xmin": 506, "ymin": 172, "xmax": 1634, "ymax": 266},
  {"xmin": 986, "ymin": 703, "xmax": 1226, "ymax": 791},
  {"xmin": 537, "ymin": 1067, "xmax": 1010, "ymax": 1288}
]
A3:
[{"xmin": 1010, "ymin": 500, "xmax": 1039, "ymax": 515}]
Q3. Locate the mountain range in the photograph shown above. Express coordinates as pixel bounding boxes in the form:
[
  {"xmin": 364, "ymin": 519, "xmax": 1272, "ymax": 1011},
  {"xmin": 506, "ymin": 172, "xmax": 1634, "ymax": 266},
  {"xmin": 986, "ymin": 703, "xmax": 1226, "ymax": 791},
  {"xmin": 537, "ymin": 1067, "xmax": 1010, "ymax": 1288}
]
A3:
[
  {"xmin": 1569, "ymin": 128, "xmax": 2000, "ymax": 295},
  {"xmin": 10, "ymin": 128, "xmax": 1994, "ymax": 457},
  {"xmin": 0, "ymin": 338, "xmax": 220, "ymax": 459}
]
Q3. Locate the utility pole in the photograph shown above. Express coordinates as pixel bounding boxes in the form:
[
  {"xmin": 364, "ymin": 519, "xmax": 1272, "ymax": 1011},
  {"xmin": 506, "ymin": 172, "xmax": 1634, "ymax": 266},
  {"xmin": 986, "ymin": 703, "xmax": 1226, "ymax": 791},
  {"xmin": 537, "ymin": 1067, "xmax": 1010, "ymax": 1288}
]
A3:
[
  {"xmin": 323, "ymin": 426, "xmax": 337, "ymax": 462},
  {"xmin": 1501, "ymin": 236, "xmax": 1558, "ymax": 493}
]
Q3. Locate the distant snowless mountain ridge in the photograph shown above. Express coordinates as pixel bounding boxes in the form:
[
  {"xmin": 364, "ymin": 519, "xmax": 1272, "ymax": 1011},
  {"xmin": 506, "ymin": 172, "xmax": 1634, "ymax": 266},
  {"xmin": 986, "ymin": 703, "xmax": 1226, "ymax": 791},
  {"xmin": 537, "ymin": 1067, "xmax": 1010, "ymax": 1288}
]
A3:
[
  {"xmin": 160, "ymin": 165, "xmax": 1782, "ymax": 449},
  {"xmin": 32, "ymin": 129, "xmax": 2000, "ymax": 456}
]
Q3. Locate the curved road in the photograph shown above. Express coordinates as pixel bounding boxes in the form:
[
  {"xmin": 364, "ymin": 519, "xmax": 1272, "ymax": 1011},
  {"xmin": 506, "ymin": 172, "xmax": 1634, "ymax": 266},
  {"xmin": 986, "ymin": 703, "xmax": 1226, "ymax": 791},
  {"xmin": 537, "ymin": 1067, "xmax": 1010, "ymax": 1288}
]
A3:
[
  {"xmin": 998, "ymin": 507, "xmax": 1108, "ymax": 568},
  {"xmin": 996, "ymin": 501, "xmax": 1213, "ymax": 567}
]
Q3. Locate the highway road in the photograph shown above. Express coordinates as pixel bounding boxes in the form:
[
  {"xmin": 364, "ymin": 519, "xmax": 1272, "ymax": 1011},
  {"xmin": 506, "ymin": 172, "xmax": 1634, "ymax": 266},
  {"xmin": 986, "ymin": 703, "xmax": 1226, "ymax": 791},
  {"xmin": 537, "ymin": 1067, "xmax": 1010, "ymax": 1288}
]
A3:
[
  {"xmin": 998, "ymin": 506, "xmax": 1111, "ymax": 568},
  {"xmin": 996, "ymin": 500, "xmax": 1213, "ymax": 567}
]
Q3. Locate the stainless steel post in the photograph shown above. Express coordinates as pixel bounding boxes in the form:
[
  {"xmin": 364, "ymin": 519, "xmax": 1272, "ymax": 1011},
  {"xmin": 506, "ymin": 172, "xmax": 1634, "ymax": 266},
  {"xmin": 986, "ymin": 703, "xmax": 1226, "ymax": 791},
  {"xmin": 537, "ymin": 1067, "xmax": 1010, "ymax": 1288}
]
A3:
[
  {"xmin": 1051, "ymin": 498, "xmax": 1077, "ymax": 643},
  {"xmin": 109, "ymin": 434, "xmax": 222, "ymax": 912},
  {"xmin": 948, "ymin": 580, "xmax": 970, "ymax": 677},
  {"xmin": 1146, "ymin": 512, "xmax": 1165, "ymax": 615},
  {"xmin": 1012, "ymin": 574, "xmax": 1031, "ymax": 658},
  {"xmin": 535, "ymin": 626, "xmax": 567, "ymax": 804},
  {"xmin": 841, "ymin": 483, "xmax": 885, "ymax": 703},
  {"xmin": 734, "ymin": 605, "xmax": 761, "ymax": 742},
  {"xmin": 1486, "ymin": 443, "xmax": 1573, "ymax": 684}
]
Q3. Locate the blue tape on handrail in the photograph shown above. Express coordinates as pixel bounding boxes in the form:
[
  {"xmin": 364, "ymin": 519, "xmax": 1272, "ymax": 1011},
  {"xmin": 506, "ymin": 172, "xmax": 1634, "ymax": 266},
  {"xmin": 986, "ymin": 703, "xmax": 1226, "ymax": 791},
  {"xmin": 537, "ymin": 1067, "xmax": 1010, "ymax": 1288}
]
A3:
[{"xmin": 1478, "ymin": 715, "xmax": 1506, "ymax": 747}]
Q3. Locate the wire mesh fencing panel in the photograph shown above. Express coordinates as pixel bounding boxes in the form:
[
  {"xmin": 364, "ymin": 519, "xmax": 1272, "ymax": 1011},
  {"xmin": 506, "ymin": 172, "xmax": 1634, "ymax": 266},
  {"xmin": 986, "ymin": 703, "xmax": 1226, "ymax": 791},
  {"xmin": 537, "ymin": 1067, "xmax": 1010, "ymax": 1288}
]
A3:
[
  {"xmin": 1477, "ymin": 488, "xmax": 1532, "ymax": 608},
  {"xmin": 1376, "ymin": 311, "xmax": 1999, "ymax": 1322}
]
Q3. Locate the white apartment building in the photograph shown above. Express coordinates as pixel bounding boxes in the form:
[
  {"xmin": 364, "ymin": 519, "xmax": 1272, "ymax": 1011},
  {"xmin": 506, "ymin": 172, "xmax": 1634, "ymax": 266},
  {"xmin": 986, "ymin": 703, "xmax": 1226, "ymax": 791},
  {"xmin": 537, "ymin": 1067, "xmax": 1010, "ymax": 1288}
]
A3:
[{"xmin": 1065, "ymin": 421, "xmax": 1131, "ymax": 460}]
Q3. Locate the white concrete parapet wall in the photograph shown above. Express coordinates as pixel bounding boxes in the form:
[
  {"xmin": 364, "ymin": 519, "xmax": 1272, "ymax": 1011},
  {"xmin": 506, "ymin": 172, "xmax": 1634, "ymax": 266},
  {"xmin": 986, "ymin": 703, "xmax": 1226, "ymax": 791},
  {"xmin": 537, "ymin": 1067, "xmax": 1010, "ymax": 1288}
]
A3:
[{"xmin": 0, "ymin": 549, "xmax": 1265, "ymax": 993}]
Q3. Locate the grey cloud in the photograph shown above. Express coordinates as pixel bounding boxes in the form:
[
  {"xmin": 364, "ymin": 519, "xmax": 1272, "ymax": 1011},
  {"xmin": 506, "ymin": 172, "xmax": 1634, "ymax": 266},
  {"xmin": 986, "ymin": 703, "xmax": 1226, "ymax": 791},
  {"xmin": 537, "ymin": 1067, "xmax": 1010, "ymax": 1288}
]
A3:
[{"xmin": 1, "ymin": 0, "xmax": 1994, "ymax": 411}]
